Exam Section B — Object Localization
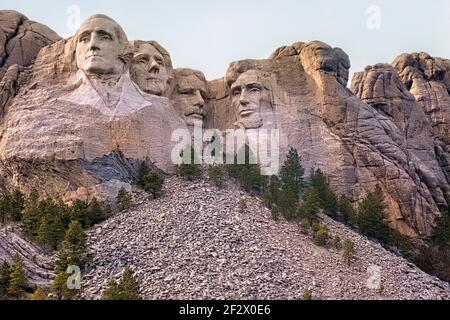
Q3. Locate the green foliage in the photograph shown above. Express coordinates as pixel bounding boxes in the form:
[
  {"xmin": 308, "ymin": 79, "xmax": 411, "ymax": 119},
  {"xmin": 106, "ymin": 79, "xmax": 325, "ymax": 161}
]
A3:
[
  {"xmin": 238, "ymin": 198, "xmax": 247, "ymax": 213},
  {"xmin": 177, "ymin": 146, "xmax": 202, "ymax": 181},
  {"xmin": 142, "ymin": 170, "xmax": 165, "ymax": 197},
  {"xmin": 116, "ymin": 187, "xmax": 133, "ymax": 211},
  {"xmin": 309, "ymin": 169, "xmax": 338, "ymax": 217},
  {"xmin": 208, "ymin": 164, "xmax": 228, "ymax": 188},
  {"xmin": 136, "ymin": 161, "xmax": 151, "ymax": 187},
  {"xmin": 7, "ymin": 255, "xmax": 28, "ymax": 299},
  {"xmin": 0, "ymin": 260, "xmax": 11, "ymax": 298},
  {"xmin": 0, "ymin": 188, "xmax": 25, "ymax": 223},
  {"xmin": 313, "ymin": 224, "xmax": 329, "ymax": 247},
  {"xmin": 70, "ymin": 199, "xmax": 91, "ymax": 229},
  {"xmin": 88, "ymin": 198, "xmax": 112, "ymax": 224},
  {"xmin": 337, "ymin": 195, "xmax": 356, "ymax": 226},
  {"xmin": 342, "ymin": 239, "xmax": 357, "ymax": 265},
  {"xmin": 51, "ymin": 271, "xmax": 77, "ymax": 300},
  {"xmin": 227, "ymin": 145, "xmax": 267, "ymax": 192},
  {"xmin": 21, "ymin": 189, "xmax": 41, "ymax": 238},
  {"xmin": 302, "ymin": 289, "xmax": 312, "ymax": 300},
  {"xmin": 277, "ymin": 187, "xmax": 298, "ymax": 220},
  {"xmin": 298, "ymin": 186, "xmax": 321, "ymax": 224},
  {"xmin": 333, "ymin": 235, "xmax": 342, "ymax": 250},
  {"xmin": 356, "ymin": 185, "xmax": 391, "ymax": 243},
  {"xmin": 36, "ymin": 203, "xmax": 65, "ymax": 251},
  {"xmin": 299, "ymin": 218, "xmax": 311, "ymax": 235},
  {"xmin": 271, "ymin": 205, "xmax": 280, "ymax": 221},
  {"xmin": 280, "ymin": 148, "xmax": 304, "ymax": 198},
  {"xmin": 56, "ymin": 220, "xmax": 89, "ymax": 272},
  {"xmin": 434, "ymin": 207, "xmax": 450, "ymax": 249},
  {"xmin": 30, "ymin": 287, "xmax": 47, "ymax": 300},
  {"xmin": 102, "ymin": 267, "xmax": 141, "ymax": 300}
]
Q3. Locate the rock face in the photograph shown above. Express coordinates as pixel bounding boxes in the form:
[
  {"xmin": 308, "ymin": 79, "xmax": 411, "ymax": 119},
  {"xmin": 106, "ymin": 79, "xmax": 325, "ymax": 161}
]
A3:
[
  {"xmin": 0, "ymin": 12, "xmax": 449, "ymax": 240},
  {"xmin": 0, "ymin": 225, "xmax": 55, "ymax": 287},
  {"xmin": 0, "ymin": 10, "xmax": 60, "ymax": 121},
  {"xmin": 81, "ymin": 177, "xmax": 450, "ymax": 300}
]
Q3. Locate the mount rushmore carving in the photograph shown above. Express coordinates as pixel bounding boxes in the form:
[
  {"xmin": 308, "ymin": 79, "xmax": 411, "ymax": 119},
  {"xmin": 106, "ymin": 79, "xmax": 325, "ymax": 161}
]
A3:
[{"xmin": 0, "ymin": 11, "xmax": 449, "ymax": 239}]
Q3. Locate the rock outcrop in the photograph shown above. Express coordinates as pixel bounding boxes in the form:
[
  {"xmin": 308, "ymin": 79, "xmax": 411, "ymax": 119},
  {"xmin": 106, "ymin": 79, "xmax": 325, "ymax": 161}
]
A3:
[
  {"xmin": 81, "ymin": 177, "xmax": 450, "ymax": 300},
  {"xmin": 0, "ymin": 225, "xmax": 54, "ymax": 287}
]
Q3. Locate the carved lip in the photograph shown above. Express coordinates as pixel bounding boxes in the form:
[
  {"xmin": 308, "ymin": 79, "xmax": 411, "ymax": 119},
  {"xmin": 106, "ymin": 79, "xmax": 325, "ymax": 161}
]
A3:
[
  {"xmin": 239, "ymin": 109, "xmax": 255, "ymax": 117},
  {"xmin": 186, "ymin": 112, "xmax": 204, "ymax": 119},
  {"xmin": 86, "ymin": 54, "xmax": 102, "ymax": 59}
]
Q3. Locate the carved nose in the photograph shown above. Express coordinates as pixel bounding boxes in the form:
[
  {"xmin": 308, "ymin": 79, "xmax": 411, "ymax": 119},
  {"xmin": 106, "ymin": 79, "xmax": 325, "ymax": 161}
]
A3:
[
  {"xmin": 148, "ymin": 59, "xmax": 160, "ymax": 74},
  {"xmin": 194, "ymin": 91, "xmax": 205, "ymax": 107},
  {"xmin": 239, "ymin": 94, "xmax": 249, "ymax": 106}
]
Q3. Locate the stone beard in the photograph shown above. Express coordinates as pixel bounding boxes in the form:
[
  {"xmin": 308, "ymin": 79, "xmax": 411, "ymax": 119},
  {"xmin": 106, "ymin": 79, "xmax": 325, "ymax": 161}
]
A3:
[
  {"xmin": 230, "ymin": 70, "xmax": 273, "ymax": 129},
  {"xmin": 131, "ymin": 42, "xmax": 169, "ymax": 96}
]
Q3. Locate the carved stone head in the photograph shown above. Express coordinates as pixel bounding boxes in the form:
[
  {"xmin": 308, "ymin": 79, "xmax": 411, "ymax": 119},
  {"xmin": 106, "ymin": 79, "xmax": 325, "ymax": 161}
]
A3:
[
  {"xmin": 130, "ymin": 40, "xmax": 173, "ymax": 96},
  {"xmin": 228, "ymin": 69, "xmax": 272, "ymax": 129},
  {"xmin": 73, "ymin": 14, "xmax": 131, "ymax": 76},
  {"xmin": 171, "ymin": 68, "xmax": 207, "ymax": 127}
]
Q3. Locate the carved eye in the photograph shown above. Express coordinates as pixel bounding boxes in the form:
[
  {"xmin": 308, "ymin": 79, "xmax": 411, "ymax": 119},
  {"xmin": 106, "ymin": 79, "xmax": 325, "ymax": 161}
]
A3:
[
  {"xmin": 249, "ymin": 87, "xmax": 261, "ymax": 94},
  {"xmin": 101, "ymin": 34, "xmax": 112, "ymax": 40},
  {"xmin": 232, "ymin": 90, "xmax": 241, "ymax": 97},
  {"xmin": 139, "ymin": 59, "xmax": 148, "ymax": 65},
  {"xmin": 79, "ymin": 36, "xmax": 90, "ymax": 43}
]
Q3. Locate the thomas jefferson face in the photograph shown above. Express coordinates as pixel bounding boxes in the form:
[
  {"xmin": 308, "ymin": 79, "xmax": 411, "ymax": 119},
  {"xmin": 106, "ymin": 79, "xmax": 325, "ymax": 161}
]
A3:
[
  {"xmin": 231, "ymin": 70, "xmax": 268, "ymax": 129},
  {"xmin": 75, "ymin": 17, "xmax": 125, "ymax": 75},
  {"xmin": 172, "ymin": 71, "xmax": 207, "ymax": 127},
  {"xmin": 131, "ymin": 43, "xmax": 169, "ymax": 95}
]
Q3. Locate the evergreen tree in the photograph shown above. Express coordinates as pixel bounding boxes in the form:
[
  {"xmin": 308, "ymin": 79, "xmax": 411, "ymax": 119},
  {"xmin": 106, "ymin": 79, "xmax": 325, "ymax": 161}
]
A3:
[
  {"xmin": 136, "ymin": 161, "xmax": 151, "ymax": 187},
  {"xmin": 228, "ymin": 145, "xmax": 267, "ymax": 192},
  {"xmin": 0, "ymin": 192, "xmax": 9, "ymax": 224},
  {"xmin": 357, "ymin": 185, "xmax": 391, "ymax": 243},
  {"xmin": 314, "ymin": 224, "xmax": 330, "ymax": 247},
  {"xmin": 0, "ymin": 260, "xmax": 11, "ymax": 298},
  {"xmin": 30, "ymin": 287, "xmax": 47, "ymax": 300},
  {"xmin": 70, "ymin": 199, "xmax": 91, "ymax": 229},
  {"xmin": 102, "ymin": 267, "xmax": 141, "ymax": 300},
  {"xmin": 21, "ymin": 189, "xmax": 41, "ymax": 238},
  {"xmin": 298, "ymin": 186, "xmax": 321, "ymax": 225},
  {"xmin": 37, "ymin": 204, "xmax": 65, "ymax": 251},
  {"xmin": 337, "ymin": 195, "xmax": 356, "ymax": 225},
  {"xmin": 342, "ymin": 239, "xmax": 357, "ymax": 265},
  {"xmin": 7, "ymin": 255, "xmax": 28, "ymax": 299},
  {"xmin": 56, "ymin": 220, "xmax": 89, "ymax": 272},
  {"xmin": 116, "ymin": 187, "xmax": 133, "ymax": 211},
  {"xmin": 51, "ymin": 271, "xmax": 77, "ymax": 300},
  {"xmin": 277, "ymin": 187, "xmax": 298, "ymax": 220},
  {"xmin": 9, "ymin": 188, "xmax": 25, "ymax": 222},
  {"xmin": 433, "ymin": 206, "xmax": 450, "ymax": 249},
  {"xmin": 141, "ymin": 170, "xmax": 165, "ymax": 198},
  {"xmin": 208, "ymin": 164, "xmax": 228, "ymax": 188},
  {"xmin": 262, "ymin": 175, "xmax": 282, "ymax": 209},
  {"xmin": 88, "ymin": 198, "xmax": 111, "ymax": 224},
  {"xmin": 310, "ymin": 169, "xmax": 338, "ymax": 217},
  {"xmin": 280, "ymin": 148, "xmax": 304, "ymax": 198},
  {"xmin": 177, "ymin": 146, "xmax": 203, "ymax": 181}
]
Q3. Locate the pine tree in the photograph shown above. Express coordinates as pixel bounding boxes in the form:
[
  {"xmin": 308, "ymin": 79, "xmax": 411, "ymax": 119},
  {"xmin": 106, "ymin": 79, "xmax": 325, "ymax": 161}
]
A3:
[
  {"xmin": 280, "ymin": 148, "xmax": 304, "ymax": 198},
  {"xmin": 177, "ymin": 146, "xmax": 202, "ymax": 181},
  {"xmin": 342, "ymin": 239, "xmax": 357, "ymax": 265},
  {"xmin": 310, "ymin": 169, "xmax": 338, "ymax": 217},
  {"xmin": 116, "ymin": 187, "xmax": 133, "ymax": 211},
  {"xmin": 136, "ymin": 161, "xmax": 151, "ymax": 187},
  {"xmin": 263, "ymin": 175, "xmax": 282, "ymax": 209},
  {"xmin": 70, "ymin": 199, "xmax": 91, "ymax": 229},
  {"xmin": 88, "ymin": 197, "xmax": 110, "ymax": 224},
  {"xmin": 37, "ymin": 205, "xmax": 66, "ymax": 251},
  {"xmin": 337, "ymin": 195, "xmax": 356, "ymax": 225},
  {"xmin": 102, "ymin": 267, "xmax": 141, "ymax": 300},
  {"xmin": 0, "ymin": 260, "xmax": 11, "ymax": 298},
  {"xmin": 9, "ymin": 188, "xmax": 25, "ymax": 222},
  {"xmin": 314, "ymin": 224, "xmax": 329, "ymax": 247},
  {"xmin": 208, "ymin": 164, "xmax": 228, "ymax": 188},
  {"xmin": 141, "ymin": 170, "xmax": 165, "ymax": 198},
  {"xmin": 30, "ymin": 287, "xmax": 47, "ymax": 300},
  {"xmin": 298, "ymin": 186, "xmax": 321, "ymax": 225},
  {"xmin": 21, "ymin": 189, "xmax": 41, "ymax": 238},
  {"xmin": 51, "ymin": 271, "xmax": 77, "ymax": 300},
  {"xmin": 434, "ymin": 206, "xmax": 450, "ymax": 249},
  {"xmin": 0, "ymin": 192, "xmax": 11, "ymax": 224},
  {"xmin": 228, "ymin": 145, "xmax": 267, "ymax": 192},
  {"xmin": 56, "ymin": 220, "xmax": 89, "ymax": 272},
  {"xmin": 357, "ymin": 185, "xmax": 391, "ymax": 243},
  {"xmin": 7, "ymin": 255, "xmax": 28, "ymax": 299},
  {"xmin": 277, "ymin": 187, "xmax": 298, "ymax": 220}
]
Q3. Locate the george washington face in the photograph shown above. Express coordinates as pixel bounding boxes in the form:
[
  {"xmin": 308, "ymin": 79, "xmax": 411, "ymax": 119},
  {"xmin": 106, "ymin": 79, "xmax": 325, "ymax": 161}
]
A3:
[{"xmin": 75, "ymin": 16, "xmax": 127, "ymax": 76}]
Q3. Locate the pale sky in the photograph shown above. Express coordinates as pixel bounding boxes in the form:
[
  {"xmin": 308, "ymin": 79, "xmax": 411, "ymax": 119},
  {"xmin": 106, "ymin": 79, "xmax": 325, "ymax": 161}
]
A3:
[{"xmin": 3, "ymin": 0, "xmax": 450, "ymax": 81}]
